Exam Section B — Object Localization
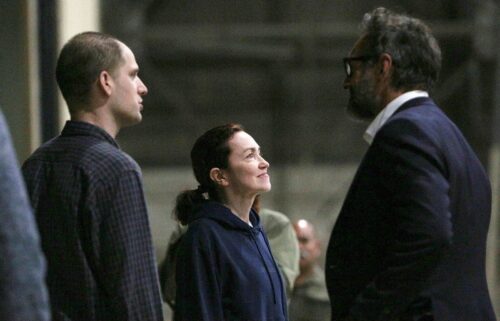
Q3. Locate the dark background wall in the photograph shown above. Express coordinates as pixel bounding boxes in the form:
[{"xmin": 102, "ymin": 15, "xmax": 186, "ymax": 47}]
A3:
[
  {"xmin": 0, "ymin": 1, "xmax": 35, "ymax": 158},
  {"xmin": 101, "ymin": 0, "xmax": 493, "ymax": 169}
]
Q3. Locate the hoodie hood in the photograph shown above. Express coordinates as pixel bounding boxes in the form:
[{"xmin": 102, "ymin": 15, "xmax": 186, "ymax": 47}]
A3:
[{"xmin": 188, "ymin": 201, "xmax": 262, "ymax": 232}]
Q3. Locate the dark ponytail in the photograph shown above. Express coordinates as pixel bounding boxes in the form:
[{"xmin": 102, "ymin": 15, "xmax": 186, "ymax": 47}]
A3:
[
  {"xmin": 174, "ymin": 188, "xmax": 206, "ymax": 225},
  {"xmin": 174, "ymin": 123, "xmax": 244, "ymax": 224}
]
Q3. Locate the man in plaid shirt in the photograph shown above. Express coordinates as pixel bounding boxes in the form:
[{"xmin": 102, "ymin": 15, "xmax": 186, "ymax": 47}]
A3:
[{"xmin": 22, "ymin": 32, "xmax": 163, "ymax": 321}]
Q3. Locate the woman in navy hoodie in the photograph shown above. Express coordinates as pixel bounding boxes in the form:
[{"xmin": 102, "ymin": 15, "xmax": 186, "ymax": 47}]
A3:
[{"xmin": 174, "ymin": 123, "xmax": 288, "ymax": 321}]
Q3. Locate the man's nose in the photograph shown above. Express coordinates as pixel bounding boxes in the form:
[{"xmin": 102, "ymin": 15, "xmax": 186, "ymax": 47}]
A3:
[{"xmin": 138, "ymin": 77, "xmax": 148, "ymax": 96}]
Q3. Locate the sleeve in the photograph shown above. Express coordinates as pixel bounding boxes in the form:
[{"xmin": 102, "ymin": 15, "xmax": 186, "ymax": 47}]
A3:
[
  {"xmin": 94, "ymin": 169, "xmax": 163, "ymax": 321},
  {"xmin": 0, "ymin": 111, "xmax": 51, "ymax": 321},
  {"xmin": 174, "ymin": 226, "xmax": 224, "ymax": 321},
  {"xmin": 158, "ymin": 223, "xmax": 187, "ymax": 307},
  {"xmin": 349, "ymin": 119, "xmax": 452, "ymax": 321}
]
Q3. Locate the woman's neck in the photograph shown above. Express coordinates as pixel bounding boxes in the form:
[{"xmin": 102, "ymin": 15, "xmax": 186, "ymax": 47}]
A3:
[{"xmin": 223, "ymin": 193, "xmax": 255, "ymax": 224}]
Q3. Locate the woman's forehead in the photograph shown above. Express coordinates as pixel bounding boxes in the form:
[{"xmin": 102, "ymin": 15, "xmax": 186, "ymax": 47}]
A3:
[{"xmin": 228, "ymin": 131, "xmax": 259, "ymax": 151}]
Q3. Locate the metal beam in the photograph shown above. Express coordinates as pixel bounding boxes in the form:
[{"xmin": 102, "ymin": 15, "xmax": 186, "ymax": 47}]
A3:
[
  {"xmin": 142, "ymin": 21, "xmax": 472, "ymax": 64},
  {"xmin": 143, "ymin": 21, "xmax": 473, "ymax": 40}
]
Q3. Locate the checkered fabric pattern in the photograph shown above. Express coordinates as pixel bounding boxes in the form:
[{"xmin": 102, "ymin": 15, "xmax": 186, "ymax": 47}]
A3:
[{"xmin": 22, "ymin": 121, "xmax": 163, "ymax": 321}]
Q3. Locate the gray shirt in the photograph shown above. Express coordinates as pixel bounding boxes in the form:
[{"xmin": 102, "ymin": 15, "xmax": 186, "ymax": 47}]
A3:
[{"xmin": 289, "ymin": 266, "xmax": 330, "ymax": 321}]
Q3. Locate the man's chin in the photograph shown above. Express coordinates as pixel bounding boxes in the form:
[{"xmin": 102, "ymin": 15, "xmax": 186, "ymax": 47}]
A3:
[
  {"xmin": 120, "ymin": 115, "xmax": 142, "ymax": 129},
  {"xmin": 346, "ymin": 104, "xmax": 374, "ymax": 123}
]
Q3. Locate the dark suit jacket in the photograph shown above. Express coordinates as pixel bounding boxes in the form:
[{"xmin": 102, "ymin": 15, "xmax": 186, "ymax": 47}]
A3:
[{"xmin": 325, "ymin": 97, "xmax": 496, "ymax": 321}]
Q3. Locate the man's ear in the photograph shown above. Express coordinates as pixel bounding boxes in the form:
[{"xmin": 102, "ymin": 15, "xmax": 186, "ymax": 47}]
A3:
[
  {"xmin": 209, "ymin": 168, "xmax": 229, "ymax": 187},
  {"xmin": 379, "ymin": 53, "xmax": 393, "ymax": 77},
  {"xmin": 98, "ymin": 70, "xmax": 113, "ymax": 96}
]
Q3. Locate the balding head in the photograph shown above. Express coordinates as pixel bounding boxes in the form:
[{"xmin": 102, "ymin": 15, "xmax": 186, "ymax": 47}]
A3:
[{"xmin": 293, "ymin": 219, "xmax": 321, "ymax": 272}]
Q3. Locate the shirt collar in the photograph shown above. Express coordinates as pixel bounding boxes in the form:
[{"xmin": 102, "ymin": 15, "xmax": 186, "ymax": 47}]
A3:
[
  {"xmin": 61, "ymin": 120, "xmax": 120, "ymax": 148},
  {"xmin": 363, "ymin": 90, "xmax": 429, "ymax": 144}
]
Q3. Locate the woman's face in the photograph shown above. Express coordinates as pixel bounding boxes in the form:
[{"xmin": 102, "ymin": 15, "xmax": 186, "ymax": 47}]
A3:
[{"xmin": 222, "ymin": 131, "xmax": 271, "ymax": 198}]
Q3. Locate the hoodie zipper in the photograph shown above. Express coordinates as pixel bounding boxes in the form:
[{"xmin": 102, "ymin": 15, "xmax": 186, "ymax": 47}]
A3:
[{"xmin": 249, "ymin": 228, "xmax": 278, "ymax": 304}]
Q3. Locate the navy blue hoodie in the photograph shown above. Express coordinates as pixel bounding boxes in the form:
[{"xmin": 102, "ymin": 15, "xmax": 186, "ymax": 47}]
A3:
[{"xmin": 175, "ymin": 201, "xmax": 288, "ymax": 321}]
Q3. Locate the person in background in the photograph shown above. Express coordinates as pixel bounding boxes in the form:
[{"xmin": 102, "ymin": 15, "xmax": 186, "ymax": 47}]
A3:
[
  {"xmin": 22, "ymin": 32, "xmax": 163, "ymax": 321},
  {"xmin": 326, "ymin": 7, "xmax": 496, "ymax": 321},
  {"xmin": 173, "ymin": 123, "xmax": 288, "ymax": 321},
  {"xmin": 0, "ymin": 109, "xmax": 50, "ymax": 321},
  {"xmin": 258, "ymin": 206, "xmax": 300, "ymax": 298},
  {"xmin": 289, "ymin": 219, "xmax": 330, "ymax": 321}
]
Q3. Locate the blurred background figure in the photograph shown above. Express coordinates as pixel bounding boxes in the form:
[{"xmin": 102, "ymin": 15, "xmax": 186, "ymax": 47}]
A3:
[
  {"xmin": 289, "ymin": 219, "xmax": 330, "ymax": 321},
  {"xmin": 259, "ymin": 207, "xmax": 300, "ymax": 299},
  {"xmin": 0, "ymin": 109, "xmax": 50, "ymax": 321}
]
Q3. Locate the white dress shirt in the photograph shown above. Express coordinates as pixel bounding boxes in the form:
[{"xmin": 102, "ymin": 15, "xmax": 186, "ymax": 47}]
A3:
[{"xmin": 363, "ymin": 90, "xmax": 429, "ymax": 144}]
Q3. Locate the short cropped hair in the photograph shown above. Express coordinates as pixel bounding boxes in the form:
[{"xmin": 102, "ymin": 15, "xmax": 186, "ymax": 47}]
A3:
[
  {"xmin": 361, "ymin": 7, "xmax": 442, "ymax": 91},
  {"xmin": 55, "ymin": 31, "xmax": 124, "ymax": 110}
]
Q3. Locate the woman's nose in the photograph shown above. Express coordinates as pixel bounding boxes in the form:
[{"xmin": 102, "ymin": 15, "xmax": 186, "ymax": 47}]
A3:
[{"xmin": 259, "ymin": 156, "xmax": 269, "ymax": 169}]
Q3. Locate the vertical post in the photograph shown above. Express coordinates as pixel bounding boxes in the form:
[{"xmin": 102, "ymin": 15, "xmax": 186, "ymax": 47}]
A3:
[
  {"xmin": 0, "ymin": 0, "xmax": 40, "ymax": 159},
  {"xmin": 38, "ymin": 0, "xmax": 59, "ymax": 142},
  {"xmin": 56, "ymin": 0, "xmax": 101, "ymax": 128},
  {"xmin": 26, "ymin": 0, "xmax": 41, "ymax": 153}
]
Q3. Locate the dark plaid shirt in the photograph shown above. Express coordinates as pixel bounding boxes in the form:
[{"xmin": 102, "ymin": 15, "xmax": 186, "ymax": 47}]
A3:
[{"xmin": 22, "ymin": 121, "xmax": 163, "ymax": 321}]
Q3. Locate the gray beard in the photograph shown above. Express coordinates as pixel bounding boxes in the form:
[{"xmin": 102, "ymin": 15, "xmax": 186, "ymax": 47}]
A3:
[
  {"xmin": 346, "ymin": 98, "xmax": 376, "ymax": 122},
  {"xmin": 345, "ymin": 79, "xmax": 380, "ymax": 122}
]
